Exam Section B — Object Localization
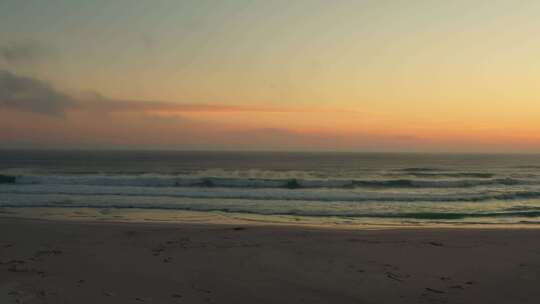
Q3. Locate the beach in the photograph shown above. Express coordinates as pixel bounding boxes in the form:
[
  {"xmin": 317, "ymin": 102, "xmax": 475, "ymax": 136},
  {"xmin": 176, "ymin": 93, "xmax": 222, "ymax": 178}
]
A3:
[
  {"xmin": 1, "ymin": 217, "xmax": 540, "ymax": 304},
  {"xmin": 3, "ymin": 0, "xmax": 540, "ymax": 302}
]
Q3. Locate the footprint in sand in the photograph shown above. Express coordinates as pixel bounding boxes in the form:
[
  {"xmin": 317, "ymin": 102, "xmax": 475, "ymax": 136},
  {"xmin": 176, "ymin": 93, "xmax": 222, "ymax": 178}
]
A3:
[
  {"xmin": 163, "ymin": 257, "xmax": 173, "ymax": 263},
  {"xmin": 425, "ymin": 287, "xmax": 445, "ymax": 294},
  {"xmin": 428, "ymin": 241, "xmax": 444, "ymax": 247},
  {"xmin": 135, "ymin": 296, "xmax": 152, "ymax": 302},
  {"xmin": 439, "ymin": 276, "xmax": 451, "ymax": 281}
]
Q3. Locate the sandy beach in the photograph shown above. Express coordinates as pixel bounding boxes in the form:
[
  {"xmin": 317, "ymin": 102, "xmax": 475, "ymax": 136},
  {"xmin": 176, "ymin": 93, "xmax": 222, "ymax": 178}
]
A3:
[
  {"xmin": 1, "ymin": 218, "xmax": 539, "ymax": 304},
  {"xmin": 3, "ymin": 0, "xmax": 540, "ymax": 302}
]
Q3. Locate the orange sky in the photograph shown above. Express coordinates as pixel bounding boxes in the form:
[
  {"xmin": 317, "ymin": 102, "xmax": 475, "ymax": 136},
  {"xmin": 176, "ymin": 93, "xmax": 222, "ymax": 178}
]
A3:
[{"xmin": 1, "ymin": 1, "xmax": 540, "ymax": 152}]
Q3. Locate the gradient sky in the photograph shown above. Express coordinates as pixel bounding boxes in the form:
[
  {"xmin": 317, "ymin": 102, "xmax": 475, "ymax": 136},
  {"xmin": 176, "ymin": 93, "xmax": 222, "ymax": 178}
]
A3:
[{"xmin": 1, "ymin": 0, "xmax": 540, "ymax": 152}]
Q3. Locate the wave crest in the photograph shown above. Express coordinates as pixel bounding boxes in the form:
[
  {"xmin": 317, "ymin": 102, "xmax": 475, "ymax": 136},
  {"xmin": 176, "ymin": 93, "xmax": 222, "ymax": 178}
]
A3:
[{"xmin": 8, "ymin": 174, "xmax": 533, "ymax": 189}]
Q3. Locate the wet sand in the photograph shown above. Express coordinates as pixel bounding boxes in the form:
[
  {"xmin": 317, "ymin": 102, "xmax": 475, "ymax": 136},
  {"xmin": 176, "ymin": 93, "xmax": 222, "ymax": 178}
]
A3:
[{"xmin": 1, "ymin": 217, "xmax": 540, "ymax": 303}]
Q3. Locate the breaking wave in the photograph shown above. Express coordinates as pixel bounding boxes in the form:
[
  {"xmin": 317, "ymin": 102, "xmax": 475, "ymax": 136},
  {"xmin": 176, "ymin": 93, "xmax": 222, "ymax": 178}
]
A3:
[
  {"xmin": 2, "ymin": 198, "xmax": 540, "ymax": 220},
  {"xmin": 3, "ymin": 184, "xmax": 540, "ymax": 203},
  {"xmin": 2, "ymin": 174, "xmax": 536, "ymax": 189}
]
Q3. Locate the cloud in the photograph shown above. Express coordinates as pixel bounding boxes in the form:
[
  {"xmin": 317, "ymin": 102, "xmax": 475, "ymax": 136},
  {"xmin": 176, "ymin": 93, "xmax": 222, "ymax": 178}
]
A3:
[
  {"xmin": 0, "ymin": 70, "xmax": 76, "ymax": 116},
  {"xmin": 0, "ymin": 70, "xmax": 351, "ymax": 119},
  {"xmin": 0, "ymin": 70, "xmax": 279, "ymax": 117},
  {"xmin": 83, "ymin": 98, "xmax": 320, "ymax": 114},
  {"xmin": 0, "ymin": 40, "xmax": 49, "ymax": 65}
]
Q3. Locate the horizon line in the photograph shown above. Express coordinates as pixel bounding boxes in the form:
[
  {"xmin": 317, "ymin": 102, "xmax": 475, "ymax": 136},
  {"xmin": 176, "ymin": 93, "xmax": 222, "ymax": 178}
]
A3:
[{"xmin": 1, "ymin": 147, "xmax": 540, "ymax": 155}]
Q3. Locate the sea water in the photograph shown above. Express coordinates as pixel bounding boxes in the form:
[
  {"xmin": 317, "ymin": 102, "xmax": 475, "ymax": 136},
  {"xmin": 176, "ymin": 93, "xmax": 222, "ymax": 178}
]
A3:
[{"xmin": 2, "ymin": 150, "xmax": 540, "ymax": 226}]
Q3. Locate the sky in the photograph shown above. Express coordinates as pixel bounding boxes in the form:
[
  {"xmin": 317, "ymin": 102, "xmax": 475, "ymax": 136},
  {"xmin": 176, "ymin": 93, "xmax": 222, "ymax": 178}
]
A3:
[{"xmin": 1, "ymin": 0, "xmax": 540, "ymax": 152}]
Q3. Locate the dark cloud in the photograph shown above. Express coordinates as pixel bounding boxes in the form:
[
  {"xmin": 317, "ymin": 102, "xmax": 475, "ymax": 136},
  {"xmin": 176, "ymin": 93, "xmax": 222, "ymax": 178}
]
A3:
[
  {"xmin": 0, "ymin": 70, "xmax": 293, "ymax": 117},
  {"xmin": 0, "ymin": 40, "xmax": 49, "ymax": 65},
  {"xmin": 0, "ymin": 70, "xmax": 76, "ymax": 116},
  {"xmin": 0, "ymin": 70, "xmax": 343, "ymax": 118}
]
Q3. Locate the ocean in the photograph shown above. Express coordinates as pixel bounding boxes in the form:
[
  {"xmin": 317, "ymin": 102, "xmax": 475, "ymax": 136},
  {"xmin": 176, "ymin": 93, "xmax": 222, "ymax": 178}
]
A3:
[{"xmin": 2, "ymin": 150, "xmax": 540, "ymax": 226}]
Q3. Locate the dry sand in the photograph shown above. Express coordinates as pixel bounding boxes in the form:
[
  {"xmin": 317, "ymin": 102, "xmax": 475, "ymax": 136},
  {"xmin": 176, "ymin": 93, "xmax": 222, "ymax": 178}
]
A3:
[{"xmin": 1, "ymin": 217, "xmax": 540, "ymax": 303}]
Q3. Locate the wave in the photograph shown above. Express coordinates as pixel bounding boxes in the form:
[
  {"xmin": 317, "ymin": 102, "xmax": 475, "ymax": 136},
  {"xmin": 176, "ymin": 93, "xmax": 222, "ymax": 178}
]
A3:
[
  {"xmin": 406, "ymin": 172, "xmax": 495, "ymax": 178},
  {"xmin": 349, "ymin": 178, "xmax": 524, "ymax": 188},
  {"xmin": 3, "ymin": 174, "xmax": 535, "ymax": 189},
  {"xmin": 3, "ymin": 184, "xmax": 540, "ymax": 203},
  {"xmin": 2, "ymin": 199, "xmax": 540, "ymax": 220},
  {"xmin": 0, "ymin": 175, "xmax": 16, "ymax": 184},
  {"xmin": 503, "ymin": 206, "xmax": 540, "ymax": 212},
  {"xmin": 399, "ymin": 167, "xmax": 442, "ymax": 172},
  {"xmin": 397, "ymin": 168, "xmax": 496, "ymax": 178}
]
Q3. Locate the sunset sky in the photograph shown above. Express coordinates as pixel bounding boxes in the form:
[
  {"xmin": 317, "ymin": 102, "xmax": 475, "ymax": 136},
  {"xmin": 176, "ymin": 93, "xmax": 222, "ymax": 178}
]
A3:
[{"xmin": 1, "ymin": 0, "xmax": 540, "ymax": 152}]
